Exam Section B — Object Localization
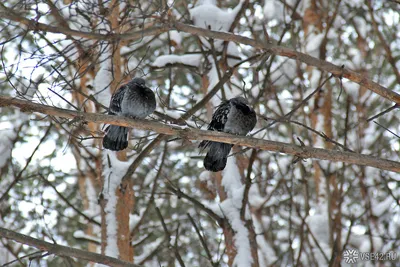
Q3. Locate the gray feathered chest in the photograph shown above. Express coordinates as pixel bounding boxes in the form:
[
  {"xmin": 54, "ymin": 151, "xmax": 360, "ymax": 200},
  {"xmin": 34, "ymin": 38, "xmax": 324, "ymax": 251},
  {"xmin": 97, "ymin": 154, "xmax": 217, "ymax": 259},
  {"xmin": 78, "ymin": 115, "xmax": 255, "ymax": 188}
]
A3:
[
  {"xmin": 109, "ymin": 79, "xmax": 156, "ymax": 119},
  {"xmin": 224, "ymin": 101, "xmax": 257, "ymax": 135},
  {"xmin": 206, "ymin": 97, "xmax": 257, "ymax": 135},
  {"xmin": 121, "ymin": 86, "xmax": 156, "ymax": 118}
]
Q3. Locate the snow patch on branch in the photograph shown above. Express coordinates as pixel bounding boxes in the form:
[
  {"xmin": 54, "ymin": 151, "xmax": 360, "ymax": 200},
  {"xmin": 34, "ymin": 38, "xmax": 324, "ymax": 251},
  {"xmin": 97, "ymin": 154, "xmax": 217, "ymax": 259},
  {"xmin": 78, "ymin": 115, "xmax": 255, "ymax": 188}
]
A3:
[
  {"xmin": 101, "ymin": 151, "xmax": 131, "ymax": 258},
  {"xmin": 94, "ymin": 46, "xmax": 112, "ymax": 107},
  {"xmin": 222, "ymin": 157, "xmax": 243, "ymax": 199},
  {"xmin": 152, "ymin": 54, "xmax": 202, "ymax": 68},
  {"xmin": 221, "ymin": 157, "xmax": 253, "ymax": 267},
  {"xmin": 190, "ymin": 0, "xmax": 243, "ymax": 51},
  {"xmin": 73, "ymin": 230, "xmax": 101, "ymax": 244},
  {"xmin": 190, "ymin": 1, "xmax": 242, "ymax": 32},
  {"xmin": 263, "ymin": 0, "xmax": 284, "ymax": 21}
]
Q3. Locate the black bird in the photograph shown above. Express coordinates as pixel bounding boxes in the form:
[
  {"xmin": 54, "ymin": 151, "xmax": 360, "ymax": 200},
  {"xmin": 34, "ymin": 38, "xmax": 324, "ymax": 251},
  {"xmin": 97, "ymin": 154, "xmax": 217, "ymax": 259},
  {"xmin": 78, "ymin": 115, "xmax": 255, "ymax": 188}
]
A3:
[
  {"xmin": 199, "ymin": 97, "xmax": 257, "ymax": 172},
  {"xmin": 103, "ymin": 77, "xmax": 156, "ymax": 151}
]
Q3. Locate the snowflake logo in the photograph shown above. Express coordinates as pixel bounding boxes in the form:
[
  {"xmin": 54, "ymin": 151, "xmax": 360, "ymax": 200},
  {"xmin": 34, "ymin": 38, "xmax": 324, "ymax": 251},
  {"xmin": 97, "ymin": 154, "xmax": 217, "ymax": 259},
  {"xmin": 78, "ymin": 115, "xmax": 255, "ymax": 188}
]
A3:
[{"xmin": 343, "ymin": 249, "xmax": 359, "ymax": 264}]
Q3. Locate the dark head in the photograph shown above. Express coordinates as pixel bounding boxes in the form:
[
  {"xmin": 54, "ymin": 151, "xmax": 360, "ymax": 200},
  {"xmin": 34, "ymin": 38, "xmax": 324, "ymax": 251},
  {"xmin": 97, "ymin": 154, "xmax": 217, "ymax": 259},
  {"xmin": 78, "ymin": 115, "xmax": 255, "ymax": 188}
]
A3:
[
  {"xmin": 132, "ymin": 77, "xmax": 146, "ymax": 88},
  {"xmin": 230, "ymin": 96, "xmax": 255, "ymax": 117},
  {"xmin": 231, "ymin": 96, "xmax": 249, "ymax": 105}
]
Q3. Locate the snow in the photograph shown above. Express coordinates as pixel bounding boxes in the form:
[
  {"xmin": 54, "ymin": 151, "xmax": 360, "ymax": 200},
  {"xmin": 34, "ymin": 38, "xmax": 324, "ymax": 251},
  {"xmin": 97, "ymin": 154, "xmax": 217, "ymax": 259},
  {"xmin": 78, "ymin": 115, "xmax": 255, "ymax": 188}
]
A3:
[
  {"xmin": 227, "ymin": 42, "xmax": 241, "ymax": 67},
  {"xmin": 309, "ymin": 68, "xmax": 322, "ymax": 90},
  {"xmin": 94, "ymin": 47, "xmax": 112, "ymax": 107},
  {"xmin": 222, "ymin": 157, "xmax": 243, "ymax": 198},
  {"xmin": 169, "ymin": 30, "xmax": 182, "ymax": 47},
  {"xmin": 306, "ymin": 203, "xmax": 330, "ymax": 245},
  {"xmin": 152, "ymin": 54, "xmax": 203, "ymax": 68},
  {"xmin": 84, "ymin": 177, "xmax": 100, "ymax": 219},
  {"xmin": 73, "ymin": 230, "xmax": 101, "ymax": 243},
  {"xmin": 344, "ymin": 79, "xmax": 360, "ymax": 99},
  {"xmin": 348, "ymin": 233, "xmax": 383, "ymax": 252},
  {"xmin": 305, "ymin": 32, "xmax": 325, "ymax": 54},
  {"xmin": 189, "ymin": 1, "xmax": 242, "ymax": 32},
  {"xmin": 190, "ymin": 1, "xmax": 243, "ymax": 50},
  {"xmin": 248, "ymin": 184, "xmax": 267, "ymax": 209},
  {"xmin": 353, "ymin": 17, "xmax": 368, "ymax": 39},
  {"xmin": 371, "ymin": 196, "xmax": 393, "ymax": 217},
  {"xmin": 206, "ymin": 63, "xmax": 222, "ymax": 107},
  {"xmin": 101, "ymin": 150, "xmax": 132, "ymax": 258},
  {"xmin": 203, "ymin": 157, "xmax": 254, "ymax": 266},
  {"xmin": 129, "ymin": 211, "xmax": 143, "ymax": 231},
  {"xmin": 270, "ymin": 58, "xmax": 298, "ymax": 87},
  {"xmin": 252, "ymin": 215, "xmax": 277, "ymax": 265},
  {"xmin": 199, "ymin": 170, "xmax": 214, "ymax": 190},
  {"xmin": 0, "ymin": 82, "xmax": 36, "ymax": 170},
  {"xmin": 263, "ymin": 0, "xmax": 284, "ymax": 21},
  {"xmin": 301, "ymin": 0, "xmax": 312, "ymax": 13},
  {"xmin": 344, "ymin": 0, "xmax": 363, "ymax": 8},
  {"xmin": 348, "ymin": 47, "xmax": 363, "ymax": 69},
  {"xmin": 220, "ymin": 157, "xmax": 253, "ymax": 267}
]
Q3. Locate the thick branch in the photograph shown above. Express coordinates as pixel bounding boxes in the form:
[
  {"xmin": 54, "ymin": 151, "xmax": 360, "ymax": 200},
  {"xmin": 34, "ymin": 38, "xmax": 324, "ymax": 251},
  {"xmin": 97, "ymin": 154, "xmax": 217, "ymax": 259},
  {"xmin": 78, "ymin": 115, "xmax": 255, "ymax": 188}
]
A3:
[
  {"xmin": 0, "ymin": 227, "xmax": 140, "ymax": 267},
  {"xmin": 1, "ymin": 96, "xmax": 399, "ymax": 173}
]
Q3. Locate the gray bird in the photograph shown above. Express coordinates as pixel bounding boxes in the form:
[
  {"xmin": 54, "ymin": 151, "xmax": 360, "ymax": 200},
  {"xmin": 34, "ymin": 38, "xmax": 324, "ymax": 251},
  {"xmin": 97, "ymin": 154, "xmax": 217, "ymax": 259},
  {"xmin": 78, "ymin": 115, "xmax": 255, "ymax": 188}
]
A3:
[
  {"xmin": 103, "ymin": 77, "xmax": 156, "ymax": 151},
  {"xmin": 199, "ymin": 97, "xmax": 257, "ymax": 172}
]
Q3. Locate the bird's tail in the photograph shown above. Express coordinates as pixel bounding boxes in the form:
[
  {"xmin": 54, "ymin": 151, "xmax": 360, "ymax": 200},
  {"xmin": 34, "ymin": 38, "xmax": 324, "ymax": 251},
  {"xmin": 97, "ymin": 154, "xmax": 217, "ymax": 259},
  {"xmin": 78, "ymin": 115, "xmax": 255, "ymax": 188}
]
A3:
[
  {"xmin": 103, "ymin": 125, "xmax": 129, "ymax": 151},
  {"xmin": 204, "ymin": 142, "xmax": 233, "ymax": 172}
]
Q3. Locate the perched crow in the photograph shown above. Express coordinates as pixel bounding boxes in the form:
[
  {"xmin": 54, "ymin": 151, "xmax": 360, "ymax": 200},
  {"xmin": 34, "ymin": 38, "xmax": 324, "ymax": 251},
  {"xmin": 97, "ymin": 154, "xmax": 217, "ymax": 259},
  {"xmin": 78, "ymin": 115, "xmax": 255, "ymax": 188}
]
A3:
[
  {"xmin": 103, "ymin": 78, "xmax": 156, "ymax": 151},
  {"xmin": 199, "ymin": 97, "xmax": 257, "ymax": 172}
]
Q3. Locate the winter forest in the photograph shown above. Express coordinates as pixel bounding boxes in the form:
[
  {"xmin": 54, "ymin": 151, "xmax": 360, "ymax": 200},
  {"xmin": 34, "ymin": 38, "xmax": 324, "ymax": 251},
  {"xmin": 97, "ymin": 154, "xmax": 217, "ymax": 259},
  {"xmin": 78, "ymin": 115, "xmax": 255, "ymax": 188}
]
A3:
[{"xmin": 1, "ymin": 0, "xmax": 400, "ymax": 266}]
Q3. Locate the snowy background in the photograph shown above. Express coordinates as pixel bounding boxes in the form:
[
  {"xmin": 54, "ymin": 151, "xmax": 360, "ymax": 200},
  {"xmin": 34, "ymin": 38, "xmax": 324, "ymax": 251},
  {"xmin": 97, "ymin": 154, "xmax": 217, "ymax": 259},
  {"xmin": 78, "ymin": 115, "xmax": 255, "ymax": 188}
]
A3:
[{"xmin": 0, "ymin": 0, "xmax": 399, "ymax": 266}]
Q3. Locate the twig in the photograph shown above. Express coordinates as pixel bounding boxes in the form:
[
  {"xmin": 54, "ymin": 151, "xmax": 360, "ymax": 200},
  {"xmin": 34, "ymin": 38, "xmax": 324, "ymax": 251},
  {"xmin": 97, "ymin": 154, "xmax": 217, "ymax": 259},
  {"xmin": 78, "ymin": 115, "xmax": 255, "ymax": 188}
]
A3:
[
  {"xmin": 154, "ymin": 207, "xmax": 186, "ymax": 267},
  {"xmin": 38, "ymin": 174, "xmax": 101, "ymax": 226},
  {"xmin": 0, "ymin": 125, "xmax": 52, "ymax": 202},
  {"xmin": 0, "ymin": 227, "xmax": 141, "ymax": 267},
  {"xmin": 130, "ymin": 143, "xmax": 168, "ymax": 238},
  {"xmin": 166, "ymin": 184, "xmax": 223, "ymax": 224},
  {"xmin": 187, "ymin": 213, "xmax": 216, "ymax": 266},
  {"xmin": 367, "ymin": 104, "xmax": 398, "ymax": 122},
  {"xmin": 373, "ymin": 121, "xmax": 400, "ymax": 139}
]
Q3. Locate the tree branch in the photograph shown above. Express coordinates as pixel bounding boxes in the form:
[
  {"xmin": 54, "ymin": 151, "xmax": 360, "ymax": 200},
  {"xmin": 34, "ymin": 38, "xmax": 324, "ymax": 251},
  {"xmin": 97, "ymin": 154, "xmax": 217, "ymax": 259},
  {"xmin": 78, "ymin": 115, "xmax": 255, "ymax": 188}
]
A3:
[
  {"xmin": 0, "ymin": 3, "xmax": 169, "ymax": 42},
  {"xmin": 0, "ymin": 227, "xmax": 141, "ymax": 267},
  {"xmin": 0, "ymin": 95, "xmax": 399, "ymax": 173},
  {"xmin": 2, "ymin": 3, "xmax": 398, "ymax": 104},
  {"xmin": 165, "ymin": 20, "xmax": 400, "ymax": 105}
]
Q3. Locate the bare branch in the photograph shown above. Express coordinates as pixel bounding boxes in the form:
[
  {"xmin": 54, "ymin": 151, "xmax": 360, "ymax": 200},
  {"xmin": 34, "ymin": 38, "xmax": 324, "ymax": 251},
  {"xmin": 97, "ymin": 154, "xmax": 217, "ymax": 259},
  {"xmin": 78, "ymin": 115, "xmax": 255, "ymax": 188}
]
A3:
[
  {"xmin": 0, "ymin": 227, "xmax": 141, "ymax": 267},
  {"xmin": 0, "ymin": 95, "xmax": 399, "ymax": 173},
  {"xmin": 164, "ymin": 20, "xmax": 400, "ymax": 105}
]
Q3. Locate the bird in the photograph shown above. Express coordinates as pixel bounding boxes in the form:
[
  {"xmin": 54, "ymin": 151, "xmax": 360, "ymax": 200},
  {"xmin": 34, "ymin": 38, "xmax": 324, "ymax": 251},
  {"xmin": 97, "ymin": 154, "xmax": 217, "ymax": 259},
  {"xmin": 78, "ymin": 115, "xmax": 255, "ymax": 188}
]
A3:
[
  {"xmin": 199, "ymin": 97, "xmax": 257, "ymax": 172},
  {"xmin": 103, "ymin": 77, "xmax": 156, "ymax": 151}
]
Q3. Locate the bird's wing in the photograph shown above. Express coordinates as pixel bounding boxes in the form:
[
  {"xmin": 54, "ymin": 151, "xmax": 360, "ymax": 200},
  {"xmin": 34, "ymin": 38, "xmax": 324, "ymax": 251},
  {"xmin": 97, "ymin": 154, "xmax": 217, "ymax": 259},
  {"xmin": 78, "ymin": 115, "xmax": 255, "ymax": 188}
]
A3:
[
  {"xmin": 199, "ymin": 100, "xmax": 231, "ymax": 150},
  {"xmin": 108, "ymin": 84, "xmax": 127, "ymax": 115},
  {"xmin": 208, "ymin": 100, "xmax": 231, "ymax": 131}
]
